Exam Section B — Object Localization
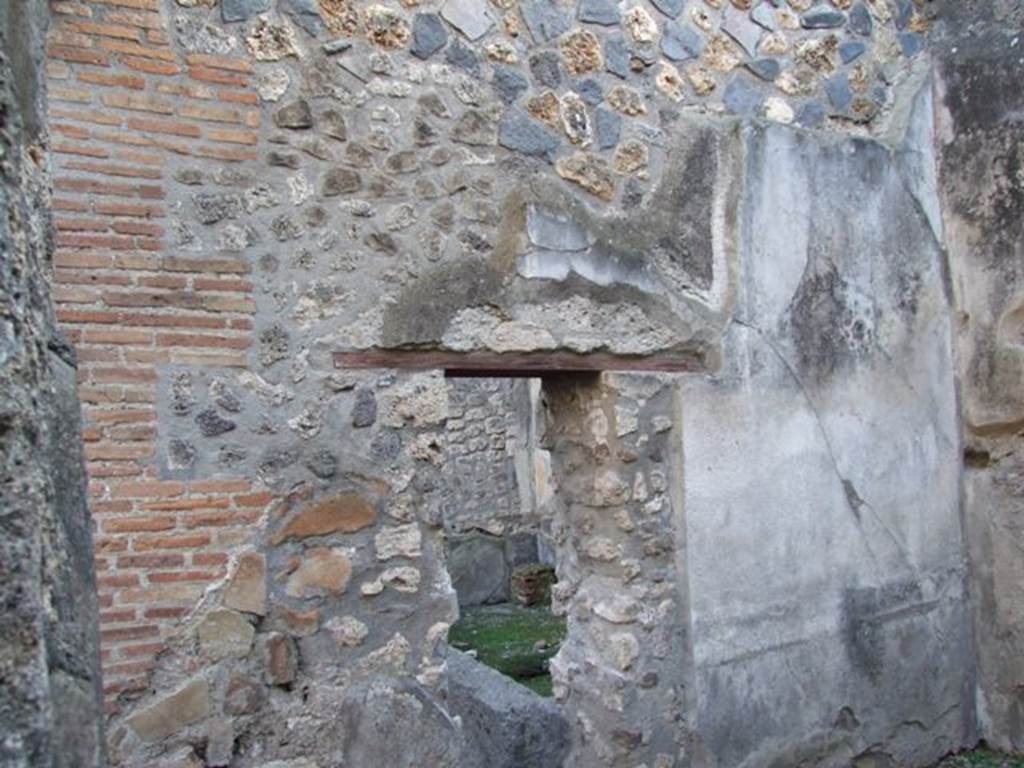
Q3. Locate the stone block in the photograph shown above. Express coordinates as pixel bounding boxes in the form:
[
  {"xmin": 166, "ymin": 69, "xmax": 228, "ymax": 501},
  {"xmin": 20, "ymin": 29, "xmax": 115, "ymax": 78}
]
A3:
[{"xmin": 127, "ymin": 678, "xmax": 211, "ymax": 743}]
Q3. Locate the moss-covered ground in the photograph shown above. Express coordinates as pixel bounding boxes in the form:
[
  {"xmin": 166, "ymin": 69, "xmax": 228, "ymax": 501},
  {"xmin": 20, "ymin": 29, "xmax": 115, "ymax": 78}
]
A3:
[
  {"xmin": 448, "ymin": 603, "xmax": 567, "ymax": 698},
  {"xmin": 932, "ymin": 749, "xmax": 1024, "ymax": 767}
]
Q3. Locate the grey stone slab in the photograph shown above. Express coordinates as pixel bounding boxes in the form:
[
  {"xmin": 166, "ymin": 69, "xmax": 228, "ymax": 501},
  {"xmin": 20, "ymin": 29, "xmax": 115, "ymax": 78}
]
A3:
[
  {"xmin": 222, "ymin": 0, "xmax": 271, "ymax": 22},
  {"xmin": 442, "ymin": 0, "xmax": 496, "ymax": 40},
  {"xmin": 848, "ymin": 3, "xmax": 872, "ymax": 36},
  {"xmin": 520, "ymin": 0, "xmax": 572, "ymax": 43},
  {"xmin": 839, "ymin": 40, "xmax": 866, "ymax": 63},
  {"xmin": 722, "ymin": 4, "xmax": 763, "ymax": 57},
  {"xmin": 579, "ymin": 0, "xmax": 621, "ymax": 26},
  {"xmin": 449, "ymin": 650, "xmax": 570, "ymax": 768},
  {"xmin": 661, "ymin": 23, "xmax": 704, "ymax": 62},
  {"xmin": 825, "ymin": 72, "xmax": 852, "ymax": 111},
  {"xmin": 411, "ymin": 13, "xmax": 448, "ymax": 60},
  {"xmin": 447, "ymin": 534, "xmax": 509, "ymax": 605},
  {"xmin": 594, "ymin": 106, "xmax": 622, "ymax": 149},
  {"xmin": 499, "ymin": 108, "xmax": 561, "ymax": 161},
  {"xmin": 605, "ymin": 34, "xmax": 630, "ymax": 78},
  {"xmin": 493, "ymin": 65, "xmax": 529, "ymax": 103},
  {"xmin": 529, "ymin": 51, "xmax": 563, "ymax": 88},
  {"xmin": 651, "ymin": 0, "xmax": 685, "ymax": 19},
  {"xmin": 801, "ymin": 5, "xmax": 846, "ymax": 29},
  {"xmin": 751, "ymin": 2, "xmax": 778, "ymax": 31},
  {"xmin": 723, "ymin": 74, "xmax": 764, "ymax": 116},
  {"xmin": 746, "ymin": 57, "xmax": 780, "ymax": 81},
  {"xmin": 280, "ymin": 0, "xmax": 323, "ymax": 35},
  {"xmin": 526, "ymin": 205, "xmax": 593, "ymax": 251}
]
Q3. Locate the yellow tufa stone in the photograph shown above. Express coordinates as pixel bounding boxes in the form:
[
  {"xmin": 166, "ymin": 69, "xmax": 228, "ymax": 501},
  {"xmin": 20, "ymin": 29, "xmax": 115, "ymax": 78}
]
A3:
[
  {"xmin": 364, "ymin": 5, "xmax": 411, "ymax": 48},
  {"xmin": 759, "ymin": 31, "xmax": 790, "ymax": 56},
  {"xmin": 527, "ymin": 90, "xmax": 563, "ymax": 129},
  {"xmin": 607, "ymin": 85, "xmax": 647, "ymax": 116},
  {"xmin": 561, "ymin": 29, "xmax": 604, "ymax": 75},
  {"xmin": 624, "ymin": 6, "xmax": 658, "ymax": 44},
  {"xmin": 223, "ymin": 552, "xmax": 267, "ymax": 615},
  {"xmin": 655, "ymin": 61, "xmax": 685, "ymax": 103},
  {"xmin": 703, "ymin": 34, "xmax": 743, "ymax": 71},
  {"xmin": 484, "ymin": 40, "xmax": 518, "ymax": 63},
  {"xmin": 613, "ymin": 140, "xmax": 650, "ymax": 175},
  {"xmin": 687, "ymin": 64, "xmax": 717, "ymax": 95},
  {"xmin": 556, "ymin": 152, "xmax": 616, "ymax": 201},
  {"xmin": 318, "ymin": 0, "xmax": 361, "ymax": 35}
]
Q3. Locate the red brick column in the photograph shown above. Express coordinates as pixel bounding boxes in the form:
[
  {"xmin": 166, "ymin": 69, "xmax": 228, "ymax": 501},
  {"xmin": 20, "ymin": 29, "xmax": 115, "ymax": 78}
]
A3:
[{"xmin": 46, "ymin": 0, "xmax": 269, "ymax": 712}]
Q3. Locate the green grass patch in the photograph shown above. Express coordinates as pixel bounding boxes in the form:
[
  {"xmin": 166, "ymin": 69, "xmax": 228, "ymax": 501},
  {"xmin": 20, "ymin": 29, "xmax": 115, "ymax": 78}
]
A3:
[
  {"xmin": 934, "ymin": 749, "xmax": 1024, "ymax": 768},
  {"xmin": 448, "ymin": 603, "xmax": 567, "ymax": 696}
]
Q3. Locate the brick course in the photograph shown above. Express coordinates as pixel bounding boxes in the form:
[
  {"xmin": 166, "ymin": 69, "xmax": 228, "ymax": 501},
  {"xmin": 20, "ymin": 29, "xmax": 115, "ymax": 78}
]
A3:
[{"xmin": 47, "ymin": 0, "xmax": 268, "ymax": 711}]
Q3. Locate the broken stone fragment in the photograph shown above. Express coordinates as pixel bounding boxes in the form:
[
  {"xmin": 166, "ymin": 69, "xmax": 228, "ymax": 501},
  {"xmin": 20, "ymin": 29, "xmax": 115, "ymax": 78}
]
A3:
[
  {"xmin": 321, "ymin": 167, "xmax": 362, "ymax": 196},
  {"xmin": 441, "ymin": 0, "xmax": 495, "ymax": 40},
  {"xmin": 410, "ymin": 12, "xmax": 447, "ymax": 59},
  {"xmin": 224, "ymin": 673, "xmax": 264, "ymax": 716},
  {"xmin": 261, "ymin": 632, "xmax": 298, "ymax": 685},
  {"xmin": 274, "ymin": 99, "xmax": 313, "ymax": 129},
  {"xmin": 802, "ymin": 4, "xmax": 846, "ymax": 27},
  {"xmin": 374, "ymin": 523, "xmax": 422, "ymax": 560},
  {"xmin": 195, "ymin": 408, "xmax": 236, "ymax": 437},
  {"xmin": 223, "ymin": 552, "xmax": 267, "ymax": 615},
  {"xmin": 244, "ymin": 16, "xmax": 300, "ymax": 60},
  {"xmin": 519, "ymin": 0, "xmax": 572, "ymax": 43},
  {"xmin": 364, "ymin": 5, "xmax": 411, "ymax": 48},
  {"xmin": 499, "ymin": 108, "xmax": 561, "ymax": 161},
  {"xmin": 607, "ymin": 84, "xmax": 646, "ymax": 115},
  {"xmin": 661, "ymin": 23, "xmax": 704, "ymax": 61},
  {"xmin": 127, "ymin": 678, "xmax": 211, "ymax": 742},
  {"xmin": 285, "ymin": 547, "xmax": 353, "ymax": 597},
  {"xmin": 222, "ymin": 0, "xmax": 271, "ymax": 23},
  {"xmin": 556, "ymin": 152, "xmax": 615, "ymax": 201},
  {"xmin": 270, "ymin": 491, "xmax": 377, "ymax": 544},
  {"xmin": 328, "ymin": 615, "xmax": 370, "ymax": 646},
  {"xmin": 198, "ymin": 609, "xmax": 255, "ymax": 658}
]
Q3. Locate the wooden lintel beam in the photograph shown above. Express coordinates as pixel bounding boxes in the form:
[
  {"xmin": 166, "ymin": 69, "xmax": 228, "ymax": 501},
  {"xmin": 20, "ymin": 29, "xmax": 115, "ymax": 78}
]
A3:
[{"xmin": 332, "ymin": 350, "xmax": 702, "ymax": 376}]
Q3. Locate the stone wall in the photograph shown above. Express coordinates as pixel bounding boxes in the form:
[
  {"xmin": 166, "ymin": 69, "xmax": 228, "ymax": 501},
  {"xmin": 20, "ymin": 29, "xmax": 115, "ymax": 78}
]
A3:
[
  {"xmin": 37, "ymin": 0, "xmax": 1021, "ymax": 765},
  {"xmin": 0, "ymin": 1, "xmax": 105, "ymax": 766},
  {"xmin": 932, "ymin": 0, "xmax": 1024, "ymax": 752}
]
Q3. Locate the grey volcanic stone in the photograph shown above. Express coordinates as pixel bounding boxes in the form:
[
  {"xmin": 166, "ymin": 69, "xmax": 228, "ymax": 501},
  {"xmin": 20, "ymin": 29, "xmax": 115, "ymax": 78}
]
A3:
[
  {"xmin": 801, "ymin": 5, "xmax": 846, "ymax": 28},
  {"xmin": 493, "ymin": 65, "xmax": 529, "ymax": 103},
  {"xmin": 529, "ymin": 51, "xmax": 563, "ymax": 88},
  {"xmin": 448, "ymin": 534, "xmax": 509, "ymax": 605},
  {"xmin": 352, "ymin": 388, "xmax": 378, "ymax": 428},
  {"xmin": 442, "ymin": 0, "xmax": 495, "ymax": 40},
  {"xmin": 322, "ymin": 167, "xmax": 362, "ymax": 196},
  {"xmin": 605, "ymin": 35, "xmax": 630, "ymax": 78},
  {"xmin": 340, "ymin": 677, "xmax": 466, "ymax": 766},
  {"xmin": 579, "ymin": 0, "xmax": 620, "ymax": 25},
  {"xmin": 222, "ymin": 0, "xmax": 271, "ymax": 23},
  {"xmin": 796, "ymin": 99, "xmax": 826, "ymax": 127},
  {"xmin": 574, "ymin": 78, "xmax": 603, "ymax": 105},
  {"xmin": 280, "ymin": 0, "xmax": 323, "ymax": 35},
  {"xmin": 839, "ymin": 40, "xmax": 866, "ymax": 63},
  {"xmin": 746, "ymin": 57, "xmax": 781, "ymax": 81},
  {"xmin": 449, "ymin": 651, "xmax": 570, "ymax": 768},
  {"xmin": 274, "ymin": 100, "xmax": 314, "ymax": 129},
  {"xmin": 825, "ymin": 72, "xmax": 852, "ymax": 111},
  {"xmin": 899, "ymin": 32, "xmax": 923, "ymax": 57},
  {"xmin": 722, "ymin": 4, "xmax": 763, "ymax": 57},
  {"xmin": 751, "ymin": 2, "xmax": 779, "ymax": 30},
  {"xmin": 848, "ymin": 3, "xmax": 872, "ymax": 35},
  {"xmin": 723, "ymin": 75, "xmax": 764, "ymax": 116},
  {"xmin": 411, "ymin": 14, "xmax": 448, "ymax": 60},
  {"xmin": 196, "ymin": 409, "xmax": 236, "ymax": 437},
  {"xmin": 520, "ymin": 0, "xmax": 571, "ymax": 43},
  {"xmin": 498, "ymin": 109, "xmax": 560, "ymax": 161},
  {"xmin": 651, "ymin": 0, "xmax": 685, "ymax": 19},
  {"xmin": 661, "ymin": 24, "xmax": 704, "ymax": 61},
  {"xmin": 594, "ymin": 107, "xmax": 622, "ymax": 149},
  {"xmin": 445, "ymin": 37, "xmax": 481, "ymax": 75}
]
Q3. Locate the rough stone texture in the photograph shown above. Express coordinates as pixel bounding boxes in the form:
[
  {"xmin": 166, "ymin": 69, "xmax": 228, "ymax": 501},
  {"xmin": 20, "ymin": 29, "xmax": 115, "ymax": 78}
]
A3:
[
  {"xmin": 34, "ymin": 0, "xmax": 1024, "ymax": 767},
  {"xmin": 934, "ymin": 0, "xmax": 1024, "ymax": 752},
  {"xmin": 680, "ymin": 101, "xmax": 974, "ymax": 767},
  {"xmin": 0, "ymin": 2, "xmax": 104, "ymax": 766},
  {"xmin": 449, "ymin": 650, "xmax": 570, "ymax": 768}
]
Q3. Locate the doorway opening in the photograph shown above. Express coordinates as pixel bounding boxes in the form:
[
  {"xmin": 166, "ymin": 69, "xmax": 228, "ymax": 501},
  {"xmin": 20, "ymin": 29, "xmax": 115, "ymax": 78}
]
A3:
[{"xmin": 440, "ymin": 375, "xmax": 566, "ymax": 697}]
